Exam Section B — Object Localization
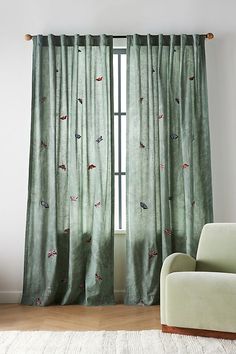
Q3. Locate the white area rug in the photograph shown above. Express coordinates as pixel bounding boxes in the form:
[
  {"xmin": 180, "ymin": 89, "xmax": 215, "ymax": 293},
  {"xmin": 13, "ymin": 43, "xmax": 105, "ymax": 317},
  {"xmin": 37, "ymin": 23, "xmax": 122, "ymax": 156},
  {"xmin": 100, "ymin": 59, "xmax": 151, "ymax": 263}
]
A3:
[{"xmin": 0, "ymin": 330, "xmax": 236, "ymax": 354}]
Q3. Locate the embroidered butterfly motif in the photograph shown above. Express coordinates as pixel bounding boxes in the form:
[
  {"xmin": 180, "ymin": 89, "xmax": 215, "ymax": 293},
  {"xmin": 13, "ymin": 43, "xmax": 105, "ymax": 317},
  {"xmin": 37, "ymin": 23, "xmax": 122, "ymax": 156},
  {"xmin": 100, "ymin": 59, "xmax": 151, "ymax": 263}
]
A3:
[
  {"xmin": 96, "ymin": 136, "xmax": 103, "ymax": 144},
  {"xmin": 149, "ymin": 249, "xmax": 158, "ymax": 259},
  {"xmin": 96, "ymin": 76, "xmax": 103, "ymax": 81},
  {"xmin": 170, "ymin": 133, "xmax": 178, "ymax": 140},
  {"xmin": 48, "ymin": 250, "xmax": 57, "ymax": 258},
  {"xmin": 40, "ymin": 96, "xmax": 47, "ymax": 104},
  {"xmin": 158, "ymin": 114, "xmax": 164, "ymax": 120},
  {"xmin": 94, "ymin": 201, "xmax": 101, "ymax": 208},
  {"xmin": 140, "ymin": 202, "xmax": 148, "ymax": 209},
  {"xmin": 40, "ymin": 141, "xmax": 47, "ymax": 149},
  {"xmin": 182, "ymin": 163, "xmax": 189, "ymax": 169},
  {"xmin": 140, "ymin": 142, "xmax": 145, "ymax": 148},
  {"xmin": 137, "ymin": 299, "xmax": 145, "ymax": 306},
  {"xmin": 59, "ymin": 164, "xmax": 66, "ymax": 171},
  {"xmin": 59, "ymin": 115, "xmax": 69, "ymax": 120},
  {"xmin": 78, "ymin": 98, "xmax": 83, "ymax": 104},
  {"xmin": 70, "ymin": 196, "xmax": 78, "ymax": 202},
  {"xmin": 75, "ymin": 133, "xmax": 81, "ymax": 139},
  {"xmin": 95, "ymin": 273, "xmax": 102, "ymax": 281},
  {"xmin": 164, "ymin": 229, "xmax": 172, "ymax": 236},
  {"xmin": 88, "ymin": 164, "xmax": 96, "ymax": 170},
  {"xmin": 41, "ymin": 200, "xmax": 49, "ymax": 208}
]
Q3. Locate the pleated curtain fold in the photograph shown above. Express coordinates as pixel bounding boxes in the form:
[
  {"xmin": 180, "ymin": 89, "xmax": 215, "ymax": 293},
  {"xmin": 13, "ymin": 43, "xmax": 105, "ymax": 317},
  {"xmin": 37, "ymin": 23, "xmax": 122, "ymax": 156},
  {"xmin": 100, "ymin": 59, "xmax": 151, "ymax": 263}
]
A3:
[
  {"xmin": 125, "ymin": 34, "xmax": 213, "ymax": 305},
  {"xmin": 22, "ymin": 35, "xmax": 115, "ymax": 306}
]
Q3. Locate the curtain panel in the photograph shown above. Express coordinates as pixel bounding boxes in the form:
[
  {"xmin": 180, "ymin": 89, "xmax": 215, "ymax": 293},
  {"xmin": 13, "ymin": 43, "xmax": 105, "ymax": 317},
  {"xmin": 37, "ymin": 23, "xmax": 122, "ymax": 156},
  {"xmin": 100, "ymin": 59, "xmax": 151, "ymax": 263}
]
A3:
[
  {"xmin": 125, "ymin": 34, "xmax": 213, "ymax": 305},
  {"xmin": 22, "ymin": 35, "xmax": 115, "ymax": 306}
]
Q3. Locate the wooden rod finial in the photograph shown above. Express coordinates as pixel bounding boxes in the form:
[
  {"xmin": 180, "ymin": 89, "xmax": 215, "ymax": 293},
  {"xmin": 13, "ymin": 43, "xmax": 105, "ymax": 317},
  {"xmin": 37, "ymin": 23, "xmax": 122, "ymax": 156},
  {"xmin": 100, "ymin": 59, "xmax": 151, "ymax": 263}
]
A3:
[
  {"xmin": 24, "ymin": 34, "xmax": 33, "ymax": 41},
  {"xmin": 206, "ymin": 33, "xmax": 214, "ymax": 40}
]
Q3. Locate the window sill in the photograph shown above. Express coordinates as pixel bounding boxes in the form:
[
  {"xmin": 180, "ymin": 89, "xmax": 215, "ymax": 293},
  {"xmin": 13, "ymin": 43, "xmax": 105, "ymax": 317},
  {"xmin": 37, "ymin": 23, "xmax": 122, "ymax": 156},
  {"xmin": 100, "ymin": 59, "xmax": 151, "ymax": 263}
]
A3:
[{"xmin": 114, "ymin": 230, "xmax": 126, "ymax": 236}]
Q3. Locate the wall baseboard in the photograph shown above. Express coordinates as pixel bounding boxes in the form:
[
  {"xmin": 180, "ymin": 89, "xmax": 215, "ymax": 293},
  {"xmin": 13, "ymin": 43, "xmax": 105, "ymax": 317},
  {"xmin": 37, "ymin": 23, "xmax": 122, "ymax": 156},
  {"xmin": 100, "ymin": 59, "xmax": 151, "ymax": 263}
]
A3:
[
  {"xmin": 114, "ymin": 289, "xmax": 125, "ymax": 304},
  {"xmin": 0, "ymin": 290, "xmax": 125, "ymax": 304},
  {"xmin": 0, "ymin": 291, "xmax": 22, "ymax": 303}
]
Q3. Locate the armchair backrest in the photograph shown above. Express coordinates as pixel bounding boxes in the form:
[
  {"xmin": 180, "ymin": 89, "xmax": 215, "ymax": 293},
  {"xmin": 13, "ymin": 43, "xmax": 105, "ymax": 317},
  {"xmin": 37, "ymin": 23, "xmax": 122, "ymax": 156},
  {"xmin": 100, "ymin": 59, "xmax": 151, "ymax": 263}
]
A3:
[{"xmin": 196, "ymin": 223, "xmax": 236, "ymax": 273}]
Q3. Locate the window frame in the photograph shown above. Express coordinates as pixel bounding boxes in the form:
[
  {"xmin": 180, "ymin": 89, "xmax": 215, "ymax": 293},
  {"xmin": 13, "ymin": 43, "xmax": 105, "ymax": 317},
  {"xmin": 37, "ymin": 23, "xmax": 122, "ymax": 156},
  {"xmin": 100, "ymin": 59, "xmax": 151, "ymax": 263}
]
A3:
[{"xmin": 113, "ymin": 48, "xmax": 126, "ymax": 231}]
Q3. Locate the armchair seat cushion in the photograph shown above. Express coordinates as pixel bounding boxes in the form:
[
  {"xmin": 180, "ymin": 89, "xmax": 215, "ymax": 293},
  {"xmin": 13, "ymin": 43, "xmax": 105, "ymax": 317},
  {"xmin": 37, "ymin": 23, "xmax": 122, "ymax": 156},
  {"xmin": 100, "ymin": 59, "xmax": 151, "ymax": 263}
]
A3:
[{"xmin": 166, "ymin": 271, "xmax": 236, "ymax": 333}]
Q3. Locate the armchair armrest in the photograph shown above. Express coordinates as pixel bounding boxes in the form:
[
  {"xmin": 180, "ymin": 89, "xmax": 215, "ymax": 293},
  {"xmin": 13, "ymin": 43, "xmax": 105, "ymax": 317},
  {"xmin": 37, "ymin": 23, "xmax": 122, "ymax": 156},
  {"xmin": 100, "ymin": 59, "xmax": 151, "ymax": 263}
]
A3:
[{"xmin": 160, "ymin": 253, "xmax": 196, "ymax": 324}]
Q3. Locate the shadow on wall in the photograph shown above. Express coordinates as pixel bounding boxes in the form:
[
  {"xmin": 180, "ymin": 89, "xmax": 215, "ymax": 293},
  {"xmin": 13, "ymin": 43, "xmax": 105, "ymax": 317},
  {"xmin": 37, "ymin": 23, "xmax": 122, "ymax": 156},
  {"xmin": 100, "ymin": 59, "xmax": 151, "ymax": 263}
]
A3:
[{"xmin": 206, "ymin": 33, "xmax": 236, "ymax": 222}]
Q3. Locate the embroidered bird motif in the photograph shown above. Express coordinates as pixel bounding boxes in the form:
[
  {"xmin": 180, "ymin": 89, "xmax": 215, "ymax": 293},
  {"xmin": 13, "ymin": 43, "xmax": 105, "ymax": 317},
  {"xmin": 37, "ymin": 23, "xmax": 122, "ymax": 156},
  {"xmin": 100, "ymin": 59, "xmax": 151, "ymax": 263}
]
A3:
[
  {"xmin": 59, "ymin": 115, "xmax": 69, "ymax": 120},
  {"xmin": 139, "ymin": 97, "xmax": 144, "ymax": 103},
  {"xmin": 48, "ymin": 250, "xmax": 57, "ymax": 258},
  {"xmin": 58, "ymin": 164, "xmax": 66, "ymax": 171},
  {"xmin": 94, "ymin": 201, "xmax": 101, "ymax": 208},
  {"xmin": 140, "ymin": 202, "xmax": 148, "ymax": 209},
  {"xmin": 75, "ymin": 133, "xmax": 81, "ymax": 139},
  {"xmin": 41, "ymin": 200, "xmax": 49, "ymax": 208},
  {"xmin": 70, "ymin": 196, "xmax": 78, "ymax": 202},
  {"xmin": 64, "ymin": 228, "xmax": 70, "ymax": 234},
  {"xmin": 95, "ymin": 273, "xmax": 102, "ymax": 281},
  {"xmin": 78, "ymin": 49, "xmax": 82, "ymax": 53},
  {"xmin": 158, "ymin": 114, "xmax": 164, "ymax": 119},
  {"xmin": 88, "ymin": 164, "xmax": 96, "ymax": 170},
  {"xmin": 96, "ymin": 76, "xmax": 103, "ymax": 81},
  {"xmin": 189, "ymin": 76, "xmax": 195, "ymax": 80},
  {"xmin": 175, "ymin": 98, "xmax": 180, "ymax": 104},
  {"xmin": 182, "ymin": 163, "xmax": 189, "ymax": 169},
  {"xmin": 149, "ymin": 249, "xmax": 158, "ymax": 259},
  {"xmin": 36, "ymin": 298, "xmax": 41, "ymax": 306},
  {"xmin": 170, "ymin": 133, "xmax": 178, "ymax": 140},
  {"xmin": 140, "ymin": 142, "xmax": 145, "ymax": 148},
  {"xmin": 152, "ymin": 68, "xmax": 155, "ymax": 73},
  {"xmin": 96, "ymin": 136, "xmax": 103, "ymax": 143},
  {"xmin": 164, "ymin": 229, "xmax": 172, "ymax": 236},
  {"xmin": 78, "ymin": 98, "xmax": 83, "ymax": 104}
]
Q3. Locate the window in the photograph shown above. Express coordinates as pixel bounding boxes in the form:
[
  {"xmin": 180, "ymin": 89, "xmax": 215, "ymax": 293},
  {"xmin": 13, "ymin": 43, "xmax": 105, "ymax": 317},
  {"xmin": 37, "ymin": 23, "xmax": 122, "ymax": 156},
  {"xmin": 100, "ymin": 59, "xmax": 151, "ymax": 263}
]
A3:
[{"xmin": 113, "ymin": 48, "xmax": 126, "ymax": 231}]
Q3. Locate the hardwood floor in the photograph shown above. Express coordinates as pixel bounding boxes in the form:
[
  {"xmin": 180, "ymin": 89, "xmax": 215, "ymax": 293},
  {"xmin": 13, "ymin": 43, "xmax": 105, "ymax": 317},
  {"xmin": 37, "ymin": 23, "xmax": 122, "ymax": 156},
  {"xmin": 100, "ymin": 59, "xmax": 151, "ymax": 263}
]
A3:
[{"xmin": 0, "ymin": 305, "xmax": 161, "ymax": 331}]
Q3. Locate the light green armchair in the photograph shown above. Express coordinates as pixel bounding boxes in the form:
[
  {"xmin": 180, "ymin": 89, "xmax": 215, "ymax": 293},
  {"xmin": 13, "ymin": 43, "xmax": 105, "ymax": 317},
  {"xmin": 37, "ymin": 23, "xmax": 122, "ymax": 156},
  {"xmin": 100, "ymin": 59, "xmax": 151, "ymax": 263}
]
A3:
[{"xmin": 161, "ymin": 223, "xmax": 236, "ymax": 339}]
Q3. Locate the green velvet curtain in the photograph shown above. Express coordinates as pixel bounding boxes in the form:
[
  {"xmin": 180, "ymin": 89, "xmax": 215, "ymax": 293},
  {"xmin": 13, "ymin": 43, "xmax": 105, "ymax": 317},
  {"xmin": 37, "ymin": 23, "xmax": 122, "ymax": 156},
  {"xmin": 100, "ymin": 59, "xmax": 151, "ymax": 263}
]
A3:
[
  {"xmin": 22, "ymin": 35, "xmax": 114, "ymax": 306},
  {"xmin": 125, "ymin": 34, "xmax": 213, "ymax": 305}
]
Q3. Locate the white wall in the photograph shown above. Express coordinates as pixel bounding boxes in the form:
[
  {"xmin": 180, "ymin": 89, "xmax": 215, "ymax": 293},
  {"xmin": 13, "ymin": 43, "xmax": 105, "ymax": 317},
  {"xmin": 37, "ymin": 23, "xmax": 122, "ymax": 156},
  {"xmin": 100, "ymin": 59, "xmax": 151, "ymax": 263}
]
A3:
[{"xmin": 0, "ymin": 0, "xmax": 236, "ymax": 302}]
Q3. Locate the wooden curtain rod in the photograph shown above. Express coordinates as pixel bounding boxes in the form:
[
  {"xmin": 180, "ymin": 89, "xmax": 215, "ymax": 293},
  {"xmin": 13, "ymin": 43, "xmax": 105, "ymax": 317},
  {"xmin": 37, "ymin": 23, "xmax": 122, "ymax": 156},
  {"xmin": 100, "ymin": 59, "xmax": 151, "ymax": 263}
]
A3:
[{"xmin": 24, "ymin": 33, "xmax": 215, "ymax": 41}]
